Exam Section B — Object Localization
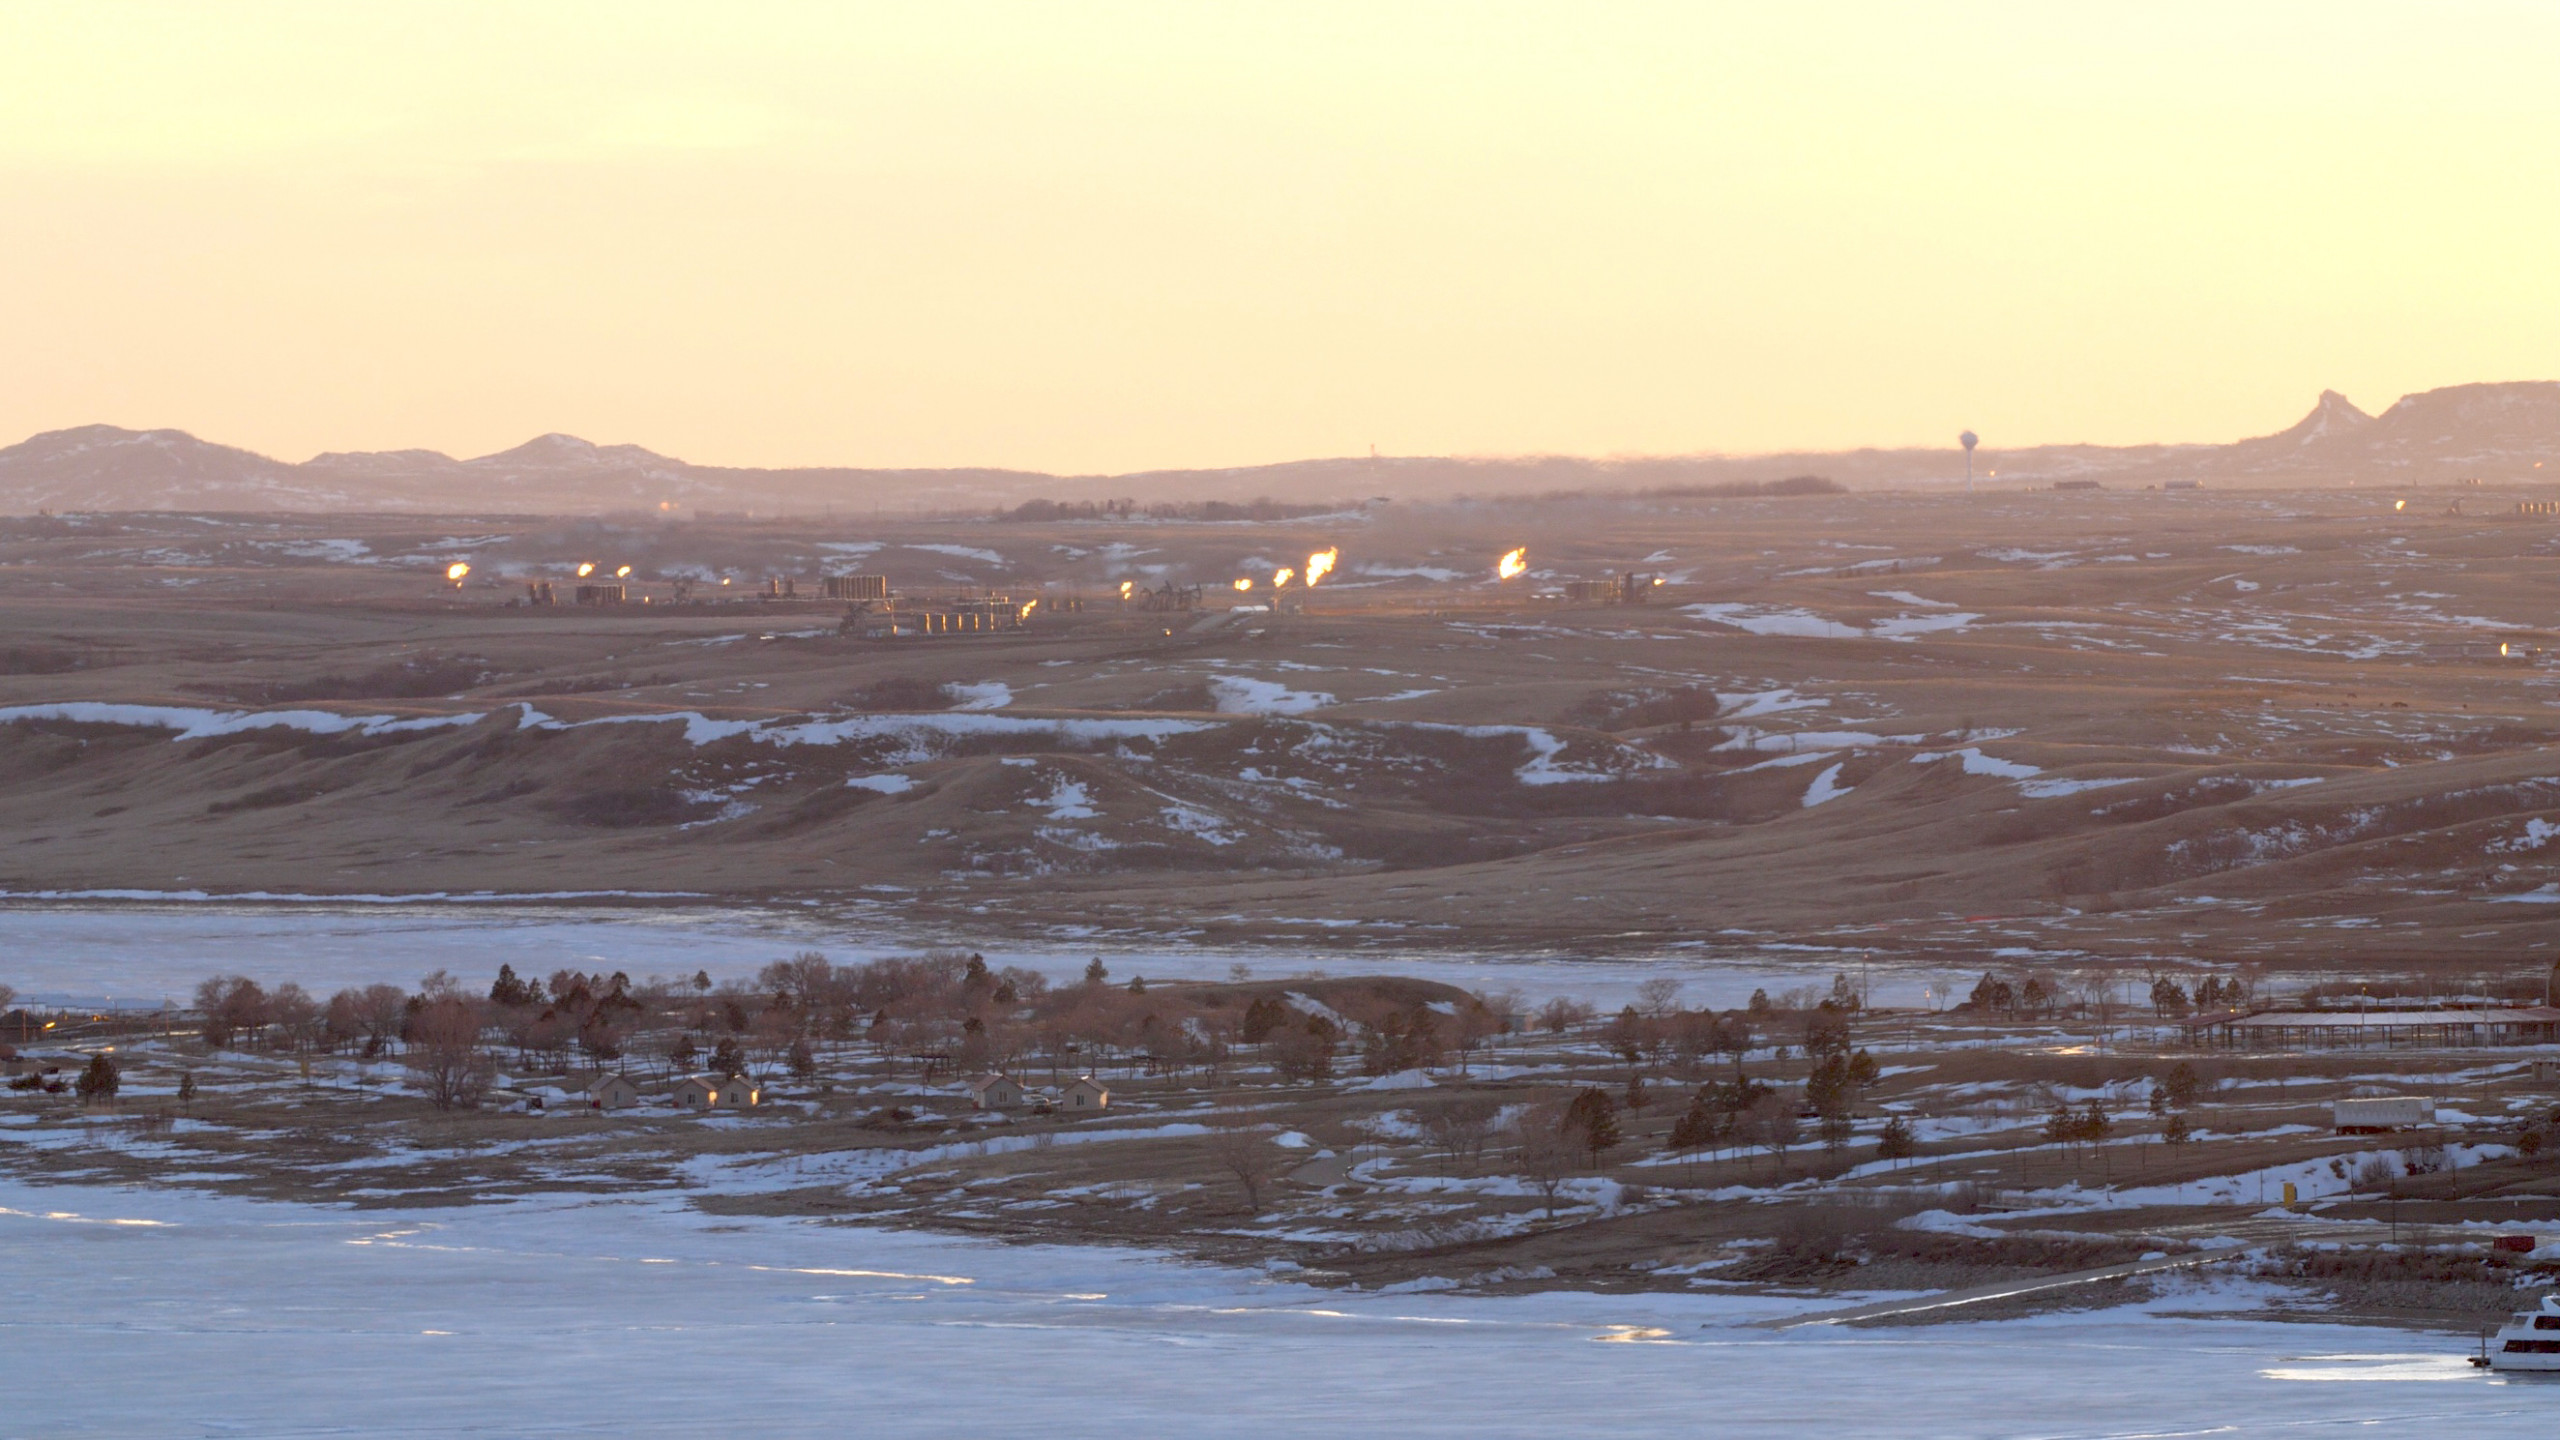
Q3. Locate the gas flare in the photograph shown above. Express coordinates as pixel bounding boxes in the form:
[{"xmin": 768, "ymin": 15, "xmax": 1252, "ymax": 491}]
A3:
[
  {"xmin": 1020, "ymin": 599, "xmax": 1039, "ymax": 618},
  {"xmin": 575, "ymin": 562, "xmax": 596, "ymax": 577},
  {"xmin": 1304, "ymin": 547, "xmax": 1337, "ymax": 587},
  {"xmin": 1272, "ymin": 567, "xmax": 1294, "ymax": 588},
  {"xmin": 1233, "ymin": 577, "xmax": 1253, "ymax": 591},
  {"xmin": 1119, "ymin": 580, "xmax": 1134, "ymax": 599},
  {"xmin": 1497, "ymin": 547, "xmax": 1527, "ymax": 580},
  {"xmin": 445, "ymin": 562, "xmax": 471, "ymax": 583},
  {"xmin": 615, "ymin": 565, "xmax": 632, "ymax": 578}
]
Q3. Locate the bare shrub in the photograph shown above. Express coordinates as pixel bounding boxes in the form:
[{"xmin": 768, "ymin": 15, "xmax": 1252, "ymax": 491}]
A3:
[
  {"xmin": 1419, "ymin": 1096, "xmax": 1500, "ymax": 1172},
  {"xmin": 1510, "ymin": 1101, "xmax": 1581, "ymax": 1216},
  {"xmin": 404, "ymin": 997, "xmax": 494, "ymax": 1110},
  {"xmin": 1208, "ymin": 1111, "xmax": 1283, "ymax": 1212}
]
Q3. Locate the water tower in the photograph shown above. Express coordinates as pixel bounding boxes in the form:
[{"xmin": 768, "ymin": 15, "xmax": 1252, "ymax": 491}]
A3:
[{"xmin": 1960, "ymin": 430, "xmax": 1979, "ymax": 493}]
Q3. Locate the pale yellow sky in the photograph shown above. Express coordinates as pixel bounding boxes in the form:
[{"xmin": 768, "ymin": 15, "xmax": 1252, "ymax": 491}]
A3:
[{"xmin": 6, "ymin": 2, "xmax": 2560, "ymax": 472}]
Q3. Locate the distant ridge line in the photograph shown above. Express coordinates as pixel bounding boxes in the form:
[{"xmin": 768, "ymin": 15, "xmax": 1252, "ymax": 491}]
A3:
[{"xmin": 7, "ymin": 380, "xmax": 2560, "ymax": 514}]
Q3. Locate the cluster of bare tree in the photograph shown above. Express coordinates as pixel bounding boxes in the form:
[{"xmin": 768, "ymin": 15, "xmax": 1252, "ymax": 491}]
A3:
[
  {"xmin": 195, "ymin": 973, "xmax": 433, "ymax": 1058},
  {"xmin": 167, "ymin": 953, "xmax": 1556, "ymax": 1112}
]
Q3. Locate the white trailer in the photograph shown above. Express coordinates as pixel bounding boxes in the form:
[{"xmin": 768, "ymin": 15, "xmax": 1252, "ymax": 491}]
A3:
[{"xmin": 2333, "ymin": 1096, "xmax": 2433, "ymax": 1133}]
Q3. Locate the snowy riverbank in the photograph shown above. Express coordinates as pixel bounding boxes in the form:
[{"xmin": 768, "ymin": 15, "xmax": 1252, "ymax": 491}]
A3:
[{"xmin": 1, "ymin": 1177, "xmax": 2547, "ymax": 1438}]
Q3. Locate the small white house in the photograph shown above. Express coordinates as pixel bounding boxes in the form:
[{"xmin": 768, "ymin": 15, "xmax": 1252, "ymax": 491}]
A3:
[
  {"xmin": 1060, "ymin": 1075, "xmax": 1110, "ymax": 1113},
  {"xmin": 965, "ymin": 1073, "xmax": 1026, "ymax": 1110},
  {"xmin": 580, "ymin": 1073, "xmax": 643, "ymax": 1111},
  {"xmin": 674, "ymin": 1074, "xmax": 762, "ymax": 1110}
]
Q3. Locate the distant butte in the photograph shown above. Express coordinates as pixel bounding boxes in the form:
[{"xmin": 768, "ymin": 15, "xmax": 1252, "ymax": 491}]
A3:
[{"xmin": 6, "ymin": 380, "xmax": 2560, "ymax": 514}]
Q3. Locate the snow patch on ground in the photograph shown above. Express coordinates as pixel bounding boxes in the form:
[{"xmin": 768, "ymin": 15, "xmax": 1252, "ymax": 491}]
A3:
[
  {"xmin": 0, "ymin": 702, "xmax": 483, "ymax": 742},
  {"xmin": 1716, "ymin": 688, "xmax": 1828, "ymax": 720},
  {"xmin": 1684, "ymin": 604, "xmax": 1861, "ymax": 639},
  {"xmin": 1868, "ymin": 612, "xmax": 1981, "ymax": 639},
  {"xmin": 2493, "ymin": 818, "xmax": 2560, "ymax": 853},
  {"xmin": 1350, "ymin": 1069, "xmax": 1438, "ymax": 1092},
  {"xmin": 1035, "ymin": 778, "xmax": 1100, "ymax": 820},
  {"xmin": 1210, "ymin": 676, "xmax": 1336, "ymax": 715},
  {"xmin": 1158, "ymin": 804, "xmax": 1240, "ymax": 846},
  {"xmin": 1911, "ymin": 747, "xmax": 2042, "ymax": 780}
]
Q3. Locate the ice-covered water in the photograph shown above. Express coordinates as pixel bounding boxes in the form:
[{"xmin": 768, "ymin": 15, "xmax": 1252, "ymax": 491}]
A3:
[
  {"xmin": 0, "ymin": 1178, "xmax": 2540, "ymax": 1437},
  {"xmin": 0, "ymin": 904, "xmax": 1934, "ymax": 1012}
]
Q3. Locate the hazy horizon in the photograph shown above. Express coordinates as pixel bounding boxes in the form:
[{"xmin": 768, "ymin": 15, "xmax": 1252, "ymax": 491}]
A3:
[
  {"xmin": 0, "ymin": 381, "xmax": 2385, "ymax": 473},
  {"xmin": 11, "ymin": 3, "xmax": 2560, "ymax": 474}
]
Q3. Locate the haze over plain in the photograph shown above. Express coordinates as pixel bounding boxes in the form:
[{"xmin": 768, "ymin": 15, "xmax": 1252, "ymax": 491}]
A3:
[{"xmin": 10, "ymin": 2, "xmax": 2560, "ymax": 482}]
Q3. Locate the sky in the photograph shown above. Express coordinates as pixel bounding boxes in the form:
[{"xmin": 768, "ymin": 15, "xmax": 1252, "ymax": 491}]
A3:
[{"xmin": 6, "ymin": 2, "xmax": 2560, "ymax": 474}]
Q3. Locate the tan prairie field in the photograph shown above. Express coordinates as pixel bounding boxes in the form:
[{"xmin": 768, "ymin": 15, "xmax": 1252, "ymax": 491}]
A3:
[{"xmin": 2, "ymin": 481, "xmax": 2557, "ymax": 979}]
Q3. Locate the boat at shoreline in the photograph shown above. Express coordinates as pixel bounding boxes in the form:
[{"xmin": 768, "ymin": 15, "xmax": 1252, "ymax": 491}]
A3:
[{"xmin": 2474, "ymin": 1292, "xmax": 2560, "ymax": 1372}]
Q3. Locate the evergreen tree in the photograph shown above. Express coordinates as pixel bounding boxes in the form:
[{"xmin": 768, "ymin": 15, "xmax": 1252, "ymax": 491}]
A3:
[
  {"xmin": 786, "ymin": 1039, "xmax": 817, "ymax": 1080},
  {"xmin": 2042, "ymin": 1102, "xmax": 2077, "ymax": 1147},
  {"xmin": 2148, "ymin": 975, "xmax": 2189, "ymax": 1018},
  {"xmin": 708, "ymin": 1036, "xmax": 745, "ymax": 1077},
  {"xmin": 1827, "ymin": 972, "xmax": 1862, "ymax": 1012},
  {"xmin": 1083, "ymin": 956, "xmax": 1109, "ymax": 986},
  {"xmin": 1667, "ymin": 1090, "xmax": 1722, "ymax": 1154},
  {"xmin": 489, "ymin": 964, "xmax": 532, "ymax": 1007},
  {"xmin": 2079, "ymin": 1101, "xmax": 2112, "ymax": 1145},
  {"xmin": 1968, "ymin": 973, "xmax": 2016, "ymax": 1014},
  {"xmin": 1802, "ymin": 1002, "xmax": 1851, "ymax": 1062},
  {"xmin": 2162, "ymin": 1112, "xmax": 2192, "ymax": 1147},
  {"xmin": 1240, "ymin": 996, "xmax": 1289, "ymax": 1044},
  {"xmin": 176, "ymin": 1071, "xmax": 197, "ymax": 1110},
  {"xmin": 1562, "ymin": 1086, "xmax": 1622, "ymax": 1166},
  {"xmin": 75, "ymin": 1053, "xmax": 120, "ymax": 1103},
  {"xmin": 1605, "ymin": 1006, "xmax": 1647, "ymax": 1064},
  {"xmin": 1817, "ymin": 1110, "xmax": 1855, "ymax": 1152},
  {"xmin": 1876, "ymin": 1115, "xmax": 1917, "ymax": 1162}
]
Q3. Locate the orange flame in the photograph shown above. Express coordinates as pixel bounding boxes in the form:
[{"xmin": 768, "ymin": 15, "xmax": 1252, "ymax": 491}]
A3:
[
  {"xmin": 445, "ymin": 562, "xmax": 471, "ymax": 582},
  {"xmin": 1119, "ymin": 580, "xmax": 1134, "ymax": 598},
  {"xmin": 615, "ymin": 565, "xmax": 632, "ymax": 578},
  {"xmin": 1497, "ymin": 547, "xmax": 1527, "ymax": 580},
  {"xmin": 1233, "ymin": 577, "xmax": 1253, "ymax": 591},
  {"xmin": 1304, "ymin": 547, "xmax": 1337, "ymax": 587},
  {"xmin": 1272, "ymin": 567, "xmax": 1294, "ymax": 588},
  {"xmin": 576, "ymin": 562, "xmax": 596, "ymax": 577}
]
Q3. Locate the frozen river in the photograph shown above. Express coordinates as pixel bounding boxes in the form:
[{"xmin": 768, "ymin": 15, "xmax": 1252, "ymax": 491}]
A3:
[
  {"xmin": 0, "ymin": 901, "xmax": 1944, "ymax": 1012},
  {"xmin": 0, "ymin": 1177, "xmax": 2544, "ymax": 1438}
]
